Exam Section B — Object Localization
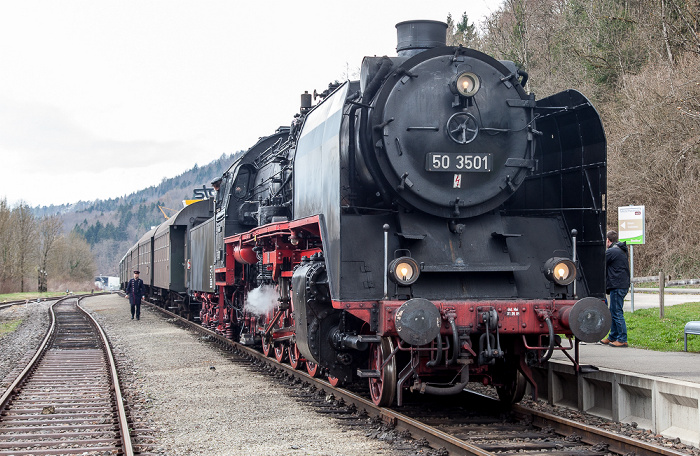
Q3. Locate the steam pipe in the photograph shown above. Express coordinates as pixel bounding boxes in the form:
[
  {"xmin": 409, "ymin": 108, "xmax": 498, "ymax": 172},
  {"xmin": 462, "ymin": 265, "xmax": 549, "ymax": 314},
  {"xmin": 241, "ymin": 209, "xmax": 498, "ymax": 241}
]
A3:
[
  {"xmin": 361, "ymin": 56, "xmax": 393, "ymax": 104},
  {"xmin": 348, "ymin": 104, "xmax": 359, "ymax": 195},
  {"xmin": 517, "ymin": 68, "xmax": 529, "ymax": 87},
  {"xmin": 540, "ymin": 316, "xmax": 555, "ymax": 362},
  {"xmin": 447, "ymin": 317, "xmax": 459, "ymax": 365},
  {"xmin": 383, "ymin": 224, "xmax": 389, "ymax": 299},
  {"xmin": 571, "ymin": 229, "xmax": 578, "ymax": 297},
  {"xmin": 414, "ymin": 368, "xmax": 469, "ymax": 396},
  {"xmin": 425, "ymin": 333, "xmax": 443, "ymax": 367}
]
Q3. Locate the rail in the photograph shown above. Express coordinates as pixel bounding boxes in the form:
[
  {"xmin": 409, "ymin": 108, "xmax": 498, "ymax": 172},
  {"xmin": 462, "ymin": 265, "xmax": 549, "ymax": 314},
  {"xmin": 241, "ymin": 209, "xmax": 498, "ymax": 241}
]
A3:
[
  {"xmin": 0, "ymin": 296, "xmax": 66, "ymax": 409},
  {"xmin": 145, "ymin": 299, "xmax": 690, "ymax": 456},
  {"xmin": 79, "ymin": 296, "xmax": 134, "ymax": 456},
  {"xmin": 0, "ymin": 295, "xmax": 133, "ymax": 456}
]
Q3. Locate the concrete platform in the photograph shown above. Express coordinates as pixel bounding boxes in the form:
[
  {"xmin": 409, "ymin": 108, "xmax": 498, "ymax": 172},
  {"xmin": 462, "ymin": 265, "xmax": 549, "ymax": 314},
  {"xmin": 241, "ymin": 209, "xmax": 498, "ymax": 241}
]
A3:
[
  {"xmin": 556, "ymin": 343, "xmax": 700, "ymax": 384},
  {"xmin": 535, "ymin": 341, "xmax": 700, "ymax": 447}
]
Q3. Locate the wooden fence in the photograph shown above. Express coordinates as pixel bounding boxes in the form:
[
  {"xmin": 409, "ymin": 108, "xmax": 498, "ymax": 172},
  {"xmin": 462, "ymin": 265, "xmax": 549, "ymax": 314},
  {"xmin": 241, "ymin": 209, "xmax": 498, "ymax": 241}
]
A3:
[{"xmin": 630, "ymin": 274, "xmax": 700, "ymax": 317}]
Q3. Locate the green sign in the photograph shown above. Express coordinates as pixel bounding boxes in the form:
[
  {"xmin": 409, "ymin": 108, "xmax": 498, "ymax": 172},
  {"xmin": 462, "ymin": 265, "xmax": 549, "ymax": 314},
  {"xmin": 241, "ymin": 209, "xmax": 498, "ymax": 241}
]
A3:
[{"xmin": 618, "ymin": 205, "xmax": 645, "ymax": 245}]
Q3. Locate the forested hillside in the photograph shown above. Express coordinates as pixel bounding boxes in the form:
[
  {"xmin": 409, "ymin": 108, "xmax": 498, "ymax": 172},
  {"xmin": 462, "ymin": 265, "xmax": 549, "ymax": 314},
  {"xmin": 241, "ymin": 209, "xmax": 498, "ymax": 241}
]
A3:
[
  {"xmin": 36, "ymin": 153, "xmax": 237, "ymax": 277},
  {"xmin": 1, "ymin": 153, "xmax": 236, "ymax": 293},
  {"xmin": 447, "ymin": 0, "xmax": 699, "ymax": 278}
]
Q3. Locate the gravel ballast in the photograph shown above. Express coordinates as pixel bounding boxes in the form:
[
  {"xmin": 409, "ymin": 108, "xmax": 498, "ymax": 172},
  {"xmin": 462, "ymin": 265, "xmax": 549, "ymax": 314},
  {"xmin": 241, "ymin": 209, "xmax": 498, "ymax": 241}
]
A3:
[
  {"xmin": 80, "ymin": 294, "xmax": 399, "ymax": 456},
  {"xmin": 0, "ymin": 300, "xmax": 52, "ymax": 385},
  {"xmin": 3, "ymin": 294, "xmax": 698, "ymax": 455}
]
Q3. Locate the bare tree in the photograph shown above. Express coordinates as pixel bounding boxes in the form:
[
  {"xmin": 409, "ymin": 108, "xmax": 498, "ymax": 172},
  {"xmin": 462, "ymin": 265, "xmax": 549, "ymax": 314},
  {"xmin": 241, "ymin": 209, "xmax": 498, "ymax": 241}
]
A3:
[
  {"xmin": 476, "ymin": 0, "xmax": 700, "ymax": 278},
  {"xmin": 664, "ymin": 0, "xmax": 700, "ymax": 56},
  {"xmin": 606, "ymin": 52, "xmax": 700, "ymax": 278},
  {"xmin": 12, "ymin": 202, "xmax": 38, "ymax": 292},
  {"xmin": 0, "ymin": 198, "xmax": 12, "ymax": 292},
  {"xmin": 661, "ymin": 0, "xmax": 676, "ymax": 64},
  {"xmin": 53, "ymin": 232, "xmax": 96, "ymax": 284},
  {"xmin": 38, "ymin": 215, "xmax": 63, "ymax": 292}
]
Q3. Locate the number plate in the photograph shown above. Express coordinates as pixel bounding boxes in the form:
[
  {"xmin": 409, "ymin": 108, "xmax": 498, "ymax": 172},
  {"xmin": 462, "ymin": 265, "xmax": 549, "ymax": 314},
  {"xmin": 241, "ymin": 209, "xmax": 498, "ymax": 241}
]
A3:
[{"xmin": 426, "ymin": 153, "xmax": 492, "ymax": 172}]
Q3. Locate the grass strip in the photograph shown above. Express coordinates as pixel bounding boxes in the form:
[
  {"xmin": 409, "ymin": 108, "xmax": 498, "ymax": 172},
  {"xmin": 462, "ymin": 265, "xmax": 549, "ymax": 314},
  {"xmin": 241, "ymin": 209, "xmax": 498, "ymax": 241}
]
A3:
[{"xmin": 626, "ymin": 302, "xmax": 700, "ymax": 352}]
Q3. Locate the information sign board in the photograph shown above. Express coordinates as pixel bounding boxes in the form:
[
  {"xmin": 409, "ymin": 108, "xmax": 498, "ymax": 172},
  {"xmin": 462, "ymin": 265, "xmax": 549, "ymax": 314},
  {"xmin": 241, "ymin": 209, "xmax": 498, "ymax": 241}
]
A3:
[{"xmin": 618, "ymin": 205, "xmax": 645, "ymax": 245}]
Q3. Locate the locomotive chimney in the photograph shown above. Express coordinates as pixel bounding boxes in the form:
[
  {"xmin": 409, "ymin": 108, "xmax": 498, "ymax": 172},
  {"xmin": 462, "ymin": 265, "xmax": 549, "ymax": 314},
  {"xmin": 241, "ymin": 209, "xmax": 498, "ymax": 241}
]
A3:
[{"xmin": 395, "ymin": 20, "xmax": 448, "ymax": 57}]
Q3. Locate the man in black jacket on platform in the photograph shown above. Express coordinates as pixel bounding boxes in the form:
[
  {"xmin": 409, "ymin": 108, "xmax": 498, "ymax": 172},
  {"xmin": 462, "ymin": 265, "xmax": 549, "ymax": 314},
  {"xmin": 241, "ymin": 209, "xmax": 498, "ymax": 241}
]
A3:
[
  {"xmin": 125, "ymin": 270, "xmax": 144, "ymax": 320},
  {"xmin": 602, "ymin": 231, "xmax": 631, "ymax": 347}
]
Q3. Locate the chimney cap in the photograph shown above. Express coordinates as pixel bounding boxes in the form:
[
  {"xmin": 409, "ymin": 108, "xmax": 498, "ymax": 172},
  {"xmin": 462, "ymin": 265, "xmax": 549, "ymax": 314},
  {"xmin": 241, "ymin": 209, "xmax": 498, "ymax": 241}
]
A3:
[{"xmin": 396, "ymin": 20, "xmax": 448, "ymax": 57}]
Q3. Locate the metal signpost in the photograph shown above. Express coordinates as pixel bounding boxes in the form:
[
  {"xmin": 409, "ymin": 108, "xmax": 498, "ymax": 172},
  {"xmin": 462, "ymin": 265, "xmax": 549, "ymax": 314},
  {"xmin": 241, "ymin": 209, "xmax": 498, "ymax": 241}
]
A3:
[{"xmin": 618, "ymin": 205, "xmax": 645, "ymax": 311}]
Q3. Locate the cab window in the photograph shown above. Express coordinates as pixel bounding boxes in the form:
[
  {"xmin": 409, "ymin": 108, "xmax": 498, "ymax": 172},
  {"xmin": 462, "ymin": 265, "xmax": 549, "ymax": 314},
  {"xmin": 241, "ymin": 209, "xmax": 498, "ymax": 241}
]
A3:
[{"xmin": 233, "ymin": 167, "xmax": 251, "ymax": 199}]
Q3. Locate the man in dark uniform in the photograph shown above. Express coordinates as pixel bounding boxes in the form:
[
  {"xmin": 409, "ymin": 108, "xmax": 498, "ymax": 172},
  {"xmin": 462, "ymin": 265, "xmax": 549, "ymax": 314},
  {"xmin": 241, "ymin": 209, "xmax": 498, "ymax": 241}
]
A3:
[{"xmin": 125, "ymin": 270, "xmax": 144, "ymax": 320}]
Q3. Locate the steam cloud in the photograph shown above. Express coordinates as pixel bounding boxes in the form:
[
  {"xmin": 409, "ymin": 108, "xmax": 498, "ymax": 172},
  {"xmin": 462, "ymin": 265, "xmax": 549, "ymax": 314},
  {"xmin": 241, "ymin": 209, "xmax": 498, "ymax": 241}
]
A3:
[{"xmin": 244, "ymin": 284, "xmax": 279, "ymax": 316}]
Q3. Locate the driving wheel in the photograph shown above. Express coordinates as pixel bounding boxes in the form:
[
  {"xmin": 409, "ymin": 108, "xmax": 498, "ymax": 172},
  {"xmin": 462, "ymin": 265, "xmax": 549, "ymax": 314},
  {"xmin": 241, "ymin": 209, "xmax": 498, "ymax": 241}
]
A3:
[
  {"xmin": 262, "ymin": 339, "xmax": 273, "ymax": 357},
  {"xmin": 328, "ymin": 375, "xmax": 343, "ymax": 387},
  {"xmin": 306, "ymin": 360, "xmax": 321, "ymax": 377},
  {"xmin": 496, "ymin": 369, "xmax": 527, "ymax": 405},
  {"xmin": 289, "ymin": 342, "xmax": 304, "ymax": 370},
  {"xmin": 274, "ymin": 343, "xmax": 287, "ymax": 362},
  {"xmin": 368, "ymin": 337, "xmax": 397, "ymax": 407}
]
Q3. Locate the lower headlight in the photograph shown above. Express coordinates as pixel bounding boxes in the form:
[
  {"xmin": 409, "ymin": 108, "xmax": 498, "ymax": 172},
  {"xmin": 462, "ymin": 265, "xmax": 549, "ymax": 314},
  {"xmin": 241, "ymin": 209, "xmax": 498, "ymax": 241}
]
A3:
[
  {"xmin": 388, "ymin": 256, "xmax": 420, "ymax": 286},
  {"xmin": 544, "ymin": 257, "xmax": 576, "ymax": 286}
]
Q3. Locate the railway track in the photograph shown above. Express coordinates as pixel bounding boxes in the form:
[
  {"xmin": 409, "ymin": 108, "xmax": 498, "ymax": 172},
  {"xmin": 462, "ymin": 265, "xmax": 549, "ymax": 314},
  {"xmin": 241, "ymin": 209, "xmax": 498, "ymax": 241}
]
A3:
[
  {"xmin": 0, "ymin": 296, "xmax": 134, "ymax": 456},
  {"xmin": 147, "ymin": 300, "xmax": 692, "ymax": 456},
  {"xmin": 0, "ymin": 298, "xmax": 55, "ymax": 312}
]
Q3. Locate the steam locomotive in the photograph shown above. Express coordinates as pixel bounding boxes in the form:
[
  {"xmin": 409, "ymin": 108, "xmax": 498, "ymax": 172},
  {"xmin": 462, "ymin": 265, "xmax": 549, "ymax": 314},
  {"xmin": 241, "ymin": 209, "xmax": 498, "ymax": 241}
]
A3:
[{"xmin": 120, "ymin": 20, "xmax": 610, "ymax": 407}]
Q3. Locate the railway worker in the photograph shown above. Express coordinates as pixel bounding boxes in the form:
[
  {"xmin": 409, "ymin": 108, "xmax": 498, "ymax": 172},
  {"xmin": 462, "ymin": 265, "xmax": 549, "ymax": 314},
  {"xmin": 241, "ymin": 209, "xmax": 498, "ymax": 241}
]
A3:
[
  {"xmin": 125, "ymin": 270, "xmax": 144, "ymax": 320},
  {"xmin": 211, "ymin": 177, "xmax": 222, "ymax": 193},
  {"xmin": 601, "ymin": 230, "xmax": 630, "ymax": 347}
]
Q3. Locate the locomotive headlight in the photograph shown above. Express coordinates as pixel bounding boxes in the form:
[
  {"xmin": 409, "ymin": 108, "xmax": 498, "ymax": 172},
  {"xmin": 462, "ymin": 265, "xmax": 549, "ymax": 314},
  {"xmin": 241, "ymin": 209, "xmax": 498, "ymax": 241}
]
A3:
[
  {"xmin": 544, "ymin": 257, "xmax": 577, "ymax": 286},
  {"xmin": 450, "ymin": 72, "xmax": 481, "ymax": 97},
  {"xmin": 388, "ymin": 256, "xmax": 420, "ymax": 286}
]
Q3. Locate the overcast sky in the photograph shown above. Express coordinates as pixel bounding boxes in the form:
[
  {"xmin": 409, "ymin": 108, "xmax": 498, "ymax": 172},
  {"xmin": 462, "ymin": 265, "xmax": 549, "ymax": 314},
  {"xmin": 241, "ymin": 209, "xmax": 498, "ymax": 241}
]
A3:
[{"xmin": 0, "ymin": 0, "xmax": 502, "ymax": 208}]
